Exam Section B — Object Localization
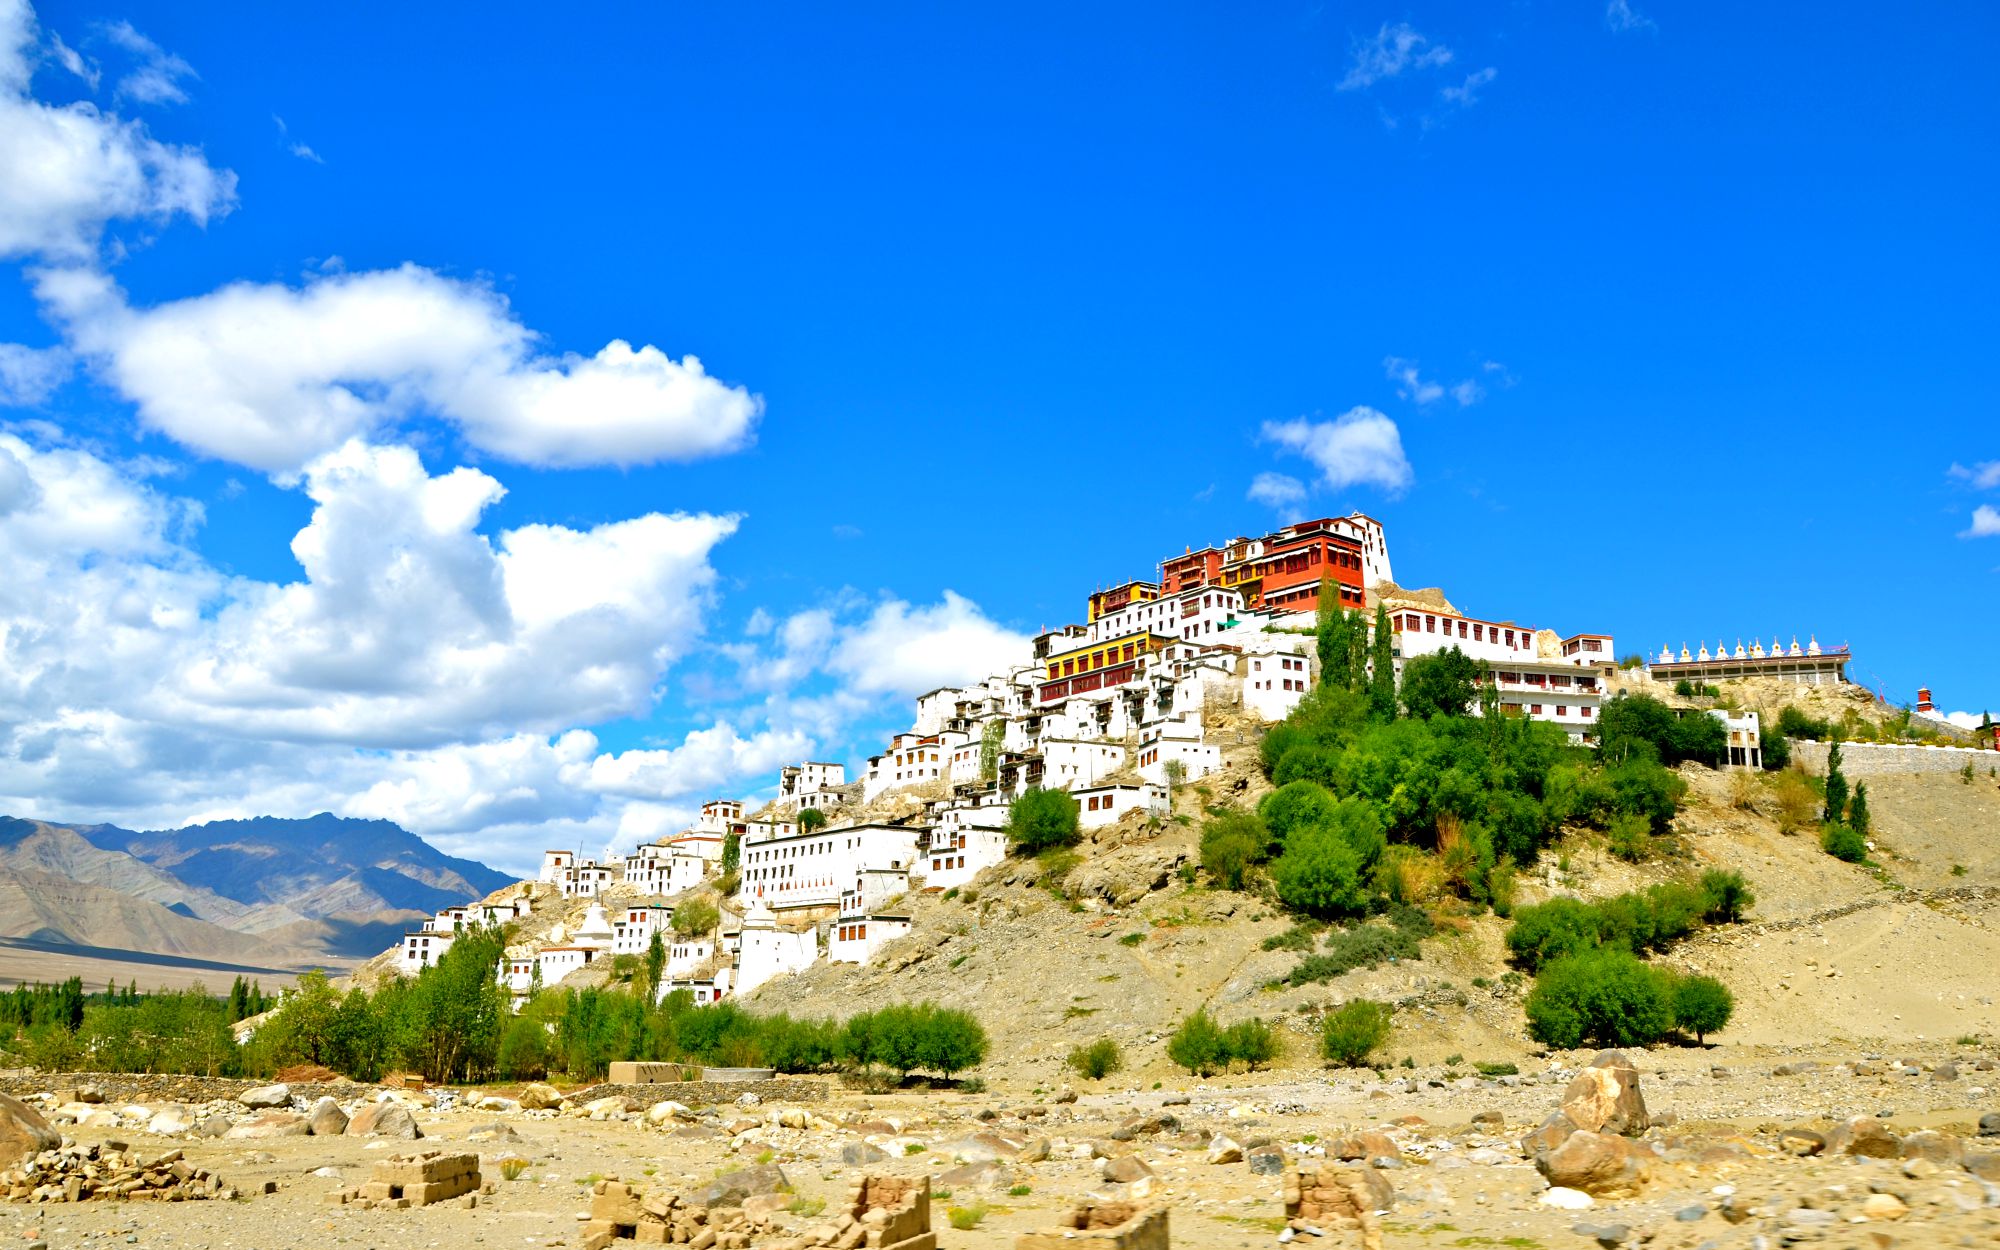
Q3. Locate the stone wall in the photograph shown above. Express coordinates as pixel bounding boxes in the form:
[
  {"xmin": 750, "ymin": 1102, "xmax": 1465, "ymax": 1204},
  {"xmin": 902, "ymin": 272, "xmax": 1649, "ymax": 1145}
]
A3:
[
  {"xmin": 0, "ymin": 1069, "xmax": 374, "ymax": 1106},
  {"xmin": 567, "ymin": 1077, "xmax": 829, "ymax": 1107},
  {"xmin": 1791, "ymin": 740, "xmax": 2000, "ymax": 779}
]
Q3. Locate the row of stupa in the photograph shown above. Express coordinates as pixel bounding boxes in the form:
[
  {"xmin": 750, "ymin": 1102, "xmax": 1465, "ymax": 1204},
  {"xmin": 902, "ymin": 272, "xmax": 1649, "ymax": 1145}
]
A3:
[{"xmin": 1658, "ymin": 635, "xmax": 1824, "ymax": 664}]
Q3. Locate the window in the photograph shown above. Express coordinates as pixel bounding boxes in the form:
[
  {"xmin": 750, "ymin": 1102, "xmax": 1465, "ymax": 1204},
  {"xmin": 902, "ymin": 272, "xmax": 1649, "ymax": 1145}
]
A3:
[
  {"xmin": 1581, "ymin": 706, "xmax": 1593, "ymax": 718},
  {"xmin": 1556, "ymin": 705, "xmax": 1567, "ymax": 716},
  {"xmin": 1426, "ymin": 615, "xmax": 1436, "ymax": 633},
  {"xmin": 1530, "ymin": 704, "xmax": 1542, "ymax": 715},
  {"xmin": 1458, "ymin": 621, "xmax": 1468, "ymax": 638}
]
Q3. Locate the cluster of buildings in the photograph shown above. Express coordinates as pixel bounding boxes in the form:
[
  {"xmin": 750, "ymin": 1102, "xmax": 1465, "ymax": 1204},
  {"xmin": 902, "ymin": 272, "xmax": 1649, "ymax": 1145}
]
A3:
[{"xmin": 396, "ymin": 511, "xmax": 1634, "ymax": 1001}]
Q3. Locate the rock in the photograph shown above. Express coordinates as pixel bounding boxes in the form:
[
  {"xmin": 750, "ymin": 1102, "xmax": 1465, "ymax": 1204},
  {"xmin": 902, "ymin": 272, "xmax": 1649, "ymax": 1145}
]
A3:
[
  {"xmin": 518, "ymin": 1083, "xmax": 563, "ymax": 1110},
  {"xmin": 1247, "ymin": 1146, "xmax": 1287, "ymax": 1176},
  {"xmin": 193, "ymin": 1113, "xmax": 235, "ymax": 1137},
  {"xmin": 669, "ymin": 1124, "xmax": 723, "ymax": 1141},
  {"xmin": 1861, "ymin": 1193, "xmax": 1909, "ymax": 1221},
  {"xmin": 1520, "ymin": 1114, "xmax": 1576, "ymax": 1156},
  {"xmin": 1102, "ymin": 1155, "xmax": 1154, "ymax": 1184},
  {"xmin": 840, "ymin": 1142, "xmax": 890, "ymax": 1166},
  {"xmin": 345, "ymin": 1101, "xmax": 421, "ymax": 1139},
  {"xmin": 1538, "ymin": 1186, "xmax": 1595, "ymax": 1210},
  {"xmin": 1053, "ymin": 1087, "xmax": 1078, "ymax": 1104},
  {"xmin": 937, "ymin": 1160, "xmax": 1010, "ymax": 1190},
  {"xmin": 1207, "ymin": 1135, "xmax": 1244, "ymax": 1165},
  {"xmin": 1824, "ymin": 1115, "xmax": 1900, "ymax": 1158},
  {"xmin": 1536, "ymin": 1130, "xmax": 1652, "ymax": 1197},
  {"xmin": 1111, "ymin": 1113, "xmax": 1179, "ymax": 1140},
  {"xmin": 1900, "ymin": 1129, "xmax": 1964, "ymax": 1165},
  {"xmin": 1933, "ymin": 1062, "xmax": 1960, "ymax": 1082},
  {"xmin": 1966, "ymin": 1153, "xmax": 2000, "ymax": 1182},
  {"xmin": 306, "ymin": 1097, "xmax": 348, "ymax": 1137},
  {"xmin": 1571, "ymin": 1223, "xmax": 1632, "ymax": 1248},
  {"xmin": 1470, "ymin": 1110, "xmax": 1505, "ymax": 1129},
  {"xmin": 1329, "ymin": 1131, "xmax": 1401, "ymax": 1161},
  {"xmin": 1778, "ymin": 1127, "xmax": 1826, "ymax": 1157},
  {"xmin": 646, "ymin": 1100, "xmax": 692, "ymax": 1125},
  {"xmin": 1348, "ymin": 1163, "xmax": 1395, "ymax": 1213},
  {"xmin": 694, "ymin": 1164, "xmax": 787, "ymax": 1208},
  {"xmin": 474, "ymin": 1095, "xmax": 520, "ymax": 1113},
  {"xmin": 0, "ymin": 1093, "xmax": 60, "ymax": 1168},
  {"xmin": 224, "ymin": 1111, "xmax": 309, "ymax": 1139},
  {"xmin": 1558, "ymin": 1051, "xmax": 1648, "ymax": 1137},
  {"xmin": 937, "ymin": 1131, "xmax": 1026, "ymax": 1163},
  {"xmin": 237, "ymin": 1083, "xmax": 291, "ymax": 1109},
  {"xmin": 1979, "ymin": 1112, "xmax": 2000, "ymax": 1138},
  {"xmin": 465, "ymin": 1122, "xmax": 520, "ymax": 1143},
  {"xmin": 145, "ymin": 1105, "xmax": 193, "ymax": 1136}
]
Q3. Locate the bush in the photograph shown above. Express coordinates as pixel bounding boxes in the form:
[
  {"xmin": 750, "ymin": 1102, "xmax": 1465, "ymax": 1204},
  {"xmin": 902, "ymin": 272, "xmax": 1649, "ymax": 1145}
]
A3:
[
  {"xmin": 1775, "ymin": 706, "xmax": 1830, "ymax": 741},
  {"xmin": 1199, "ymin": 809, "xmax": 1267, "ymax": 890},
  {"xmin": 798, "ymin": 807, "xmax": 828, "ymax": 833},
  {"xmin": 1820, "ymin": 822, "xmax": 1867, "ymax": 863},
  {"xmin": 1760, "ymin": 731, "xmax": 1790, "ymax": 771},
  {"xmin": 671, "ymin": 894, "xmax": 719, "ymax": 939},
  {"xmin": 1220, "ymin": 1018, "xmax": 1278, "ymax": 1070},
  {"xmin": 1066, "ymin": 1037, "xmax": 1123, "ymax": 1080},
  {"xmin": 1671, "ymin": 974, "xmax": 1734, "ymax": 1044},
  {"xmin": 1259, "ymin": 781, "xmax": 1339, "ymax": 853},
  {"xmin": 1260, "ymin": 922, "xmax": 1321, "ymax": 952},
  {"xmin": 1504, "ymin": 897, "xmax": 1602, "ymax": 972},
  {"xmin": 1320, "ymin": 1000, "xmax": 1392, "ymax": 1067},
  {"xmin": 1524, "ymin": 947, "xmax": 1673, "ymax": 1049},
  {"xmin": 1698, "ymin": 869, "xmax": 1754, "ymax": 923},
  {"xmin": 1270, "ymin": 825, "xmax": 1367, "ymax": 919},
  {"xmin": 1166, "ymin": 1010, "xmax": 1227, "ymax": 1076},
  {"xmin": 1606, "ymin": 758, "xmax": 1687, "ymax": 834},
  {"xmin": 1400, "ymin": 646, "xmax": 1484, "ymax": 719},
  {"xmin": 1772, "ymin": 771, "xmax": 1818, "ymax": 833},
  {"xmin": 1604, "ymin": 812, "xmax": 1655, "ymax": 862},
  {"xmin": 1280, "ymin": 921, "xmax": 1421, "ymax": 987},
  {"xmin": 1005, "ymin": 788, "xmax": 1081, "ymax": 854}
]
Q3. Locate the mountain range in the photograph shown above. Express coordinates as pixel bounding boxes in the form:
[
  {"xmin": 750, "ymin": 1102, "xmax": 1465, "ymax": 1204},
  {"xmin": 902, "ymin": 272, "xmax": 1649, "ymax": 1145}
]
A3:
[{"xmin": 0, "ymin": 813, "xmax": 511, "ymax": 989}]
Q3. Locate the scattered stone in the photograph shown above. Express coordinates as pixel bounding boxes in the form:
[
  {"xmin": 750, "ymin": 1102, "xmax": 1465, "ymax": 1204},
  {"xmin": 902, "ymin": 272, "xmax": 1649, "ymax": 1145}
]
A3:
[
  {"xmin": 306, "ymin": 1096, "xmax": 348, "ymax": 1137},
  {"xmin": 224, "ymin": 1111, "xmax": 309, "ymax": 1140},
  {"xmin": 1538, "ymin": 1187, "xmax": 1594, "ymax": 1211},
  {"xmin": 840, "ymin": 1141, "xmax": 890, "ymax": 1166},
  {"xmin": 518, "ymin": 1083, "xmax": 563, "ymax": 1111},
  {"xmin": 1535, "ymin": 1130, "xmax": 1653, "ymax": 1197},
  {"xmin": 2, "ymin": 1141, "xmax": 236, "ymax": 1203},
  {"xmin": 1247, "ymin": 1146, "xmax": 1287, "ymax": 1176},
  {"xmin": 0, "ymin": 1096, "xmax": 60, "ymax": 1169},
  {"xmin": 1206, "ymin": 1135, "xmax": 1244, "ymax": 1165},
  {"xmin": 236, "ymin": 1083, "xmax": 291, "ymax": 1109},
  {"xmin": 329, "ymin": 1151, "xmax": 479, "ymax": 1209},
  {"xmin": 345, "ymin": 1101, "xmax": 422, "ymax": 1140},
  {"xmin": 1558, "ymin": 1051, "xmax": 1649, "ymax": 1137},
  {"xmin": 1777, "ymin": 1127, "xmax": 1826, "ymax": 1157},
  {"xmin": 1824, "ymin": 1114, "xmax": 1901, "ymax": 1158}
]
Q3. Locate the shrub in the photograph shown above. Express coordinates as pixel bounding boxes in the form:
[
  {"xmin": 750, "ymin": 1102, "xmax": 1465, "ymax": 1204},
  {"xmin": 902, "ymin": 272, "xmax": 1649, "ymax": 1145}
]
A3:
[
  {"xmin": 1524, "ymin": 947, "xmax": 1673, "ymax": 1050},
  {"xmin": 1775, "ymin": 706, "xmax": 1830, "ymax": 741},
  {"xmin": 1671, "ymin": 974, "xmax": 1734, "ymax": 1044},
  {"xmin": 671, "ymin": 894, "xmax": 719, "ymax": 939},
  {"xmin": 1166, "ymin": 1010, "xmax": 1227, "ymax": 1076},
  {"xmin": 1606, "ymin": 759, "xmax": 1687, "ymax": 834},
  {"xmin": 1277, "ymin": 923, "xmax": 1423, "ymax": 987},
  {"xmin": 1400, "ymin": 646, "xmax": 1484, "ymax": 719},
  {"xmin": 1823, "ymin": 742, "xmax": 1849, "ymax": 825},
  {"xmin": 1847, "ymin": 782, "xmax": 1871, "ymax": 836},
  {"xmin": 1320, "ymin": 1000, "xmax": 1392, "ymax": 1067},
  {"xmin": 1473, "ymin": 1060, "xmax": 1518, "ymax": 1077},
  {"xmin": 1066, "ymin": 1037, "xmax": 1123, "ymax": 1080},
  {"xmin": 1220, "ymin": 1018, "xmax": 1278, "ymax": 1070},
  {"xmin": 1698, "ymin": 869, "xmax": 1754, "ymax": 923},
  {"xmin": 1005, "ymin": 787, "xmax": 1081, "ymax": 854},
  {"xmin": 1270, "ymin": 825, "xmax": 1367, "ymax": 919},
  {"xmin": 1761, "ymin": 731, "xmax": 1790, "ymax": 771},
  {"xmin": 1199, "ymin": 809, "xmax": 1266, "ymax": 890},
  {"xmin": 1504, "ymin": 897, "xmax": 1602, "ymax": 972},
  {"xmin": 1772, "ymin": 771, "xmax": 1818, "ymax": 833},
  {"xmin": 1259, "ymin": 781, "xmax": 1340, "ymax": 853},
  {"xmin": 947, "ymin": 1203, "xmax": 988, "ymax": 1230},
  {"xmin": 798, "ymin": 807, "xmax": 828, "ymax": 833},
  {"xmin": 1605, "ymin": 812, "xmax": 1655, "ymax": 863},
  {"xmin": 1261, "ymin": 922, "xmax": 1321, "ymax": 952},
  {"xmin": 1820, "ymin": 822, "xmax": 1867, "ymax": 863}
]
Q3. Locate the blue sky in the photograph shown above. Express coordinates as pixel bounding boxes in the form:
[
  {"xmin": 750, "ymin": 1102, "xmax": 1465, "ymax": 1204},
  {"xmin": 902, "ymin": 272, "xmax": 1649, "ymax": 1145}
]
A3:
[{"xmin": 0, "ymin": 0, "xmax": 1993, "ymax": 874}]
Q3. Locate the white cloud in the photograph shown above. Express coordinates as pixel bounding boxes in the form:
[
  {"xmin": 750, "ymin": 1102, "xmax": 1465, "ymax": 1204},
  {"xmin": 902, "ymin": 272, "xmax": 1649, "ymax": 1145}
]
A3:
[
  {"xmin": 1941, "ymin": 711, "xmax": 1990, "ymax": 731},
  {"xmin": 35, "ymin": 264, "xmax": 762, "ymax": 473},
  {"xmin": 0, "ymin": 341, "xmax": 69, "ymax": 404},
  {"xmin": 1261, "ymin": 407, "xmax": 1413, "ymax": 495},
  {"xmin": 1949, "ymin": 461, "xmax": 2000, "ymax": 491},
  {"xmin": 585, "ymin": 723, "xmax": 811, "ymax": 803},
  {"xmin": 1440, "ymin": 66, "xmax": 1497, "ymax": 108},
  {"xmin": 46, "ymin": 31, "xmax": 95, "ymax": 88},
  {"xmin": 1963, "ymin": 505, "xmax": 2000, "ymax": 538},
  {"xmin": 0, "ymin": 0, "xmax": 235, "ymax": 261},
  {"xmin": 100, "ymin": 19, "xmax": 195, "ymax": 106},
  {"xmin": 1339, "ymin": 22, "xmax": 1453, "ymax": 92},
  {"xmin": 1247, "ymin": 471, "xmax": 1307, "ymax": 510},
  {"xmin": 826, "ymin": 592, "xmax": 1028, "ymax": 699},
  {"xmin": 1385, "ymin": 355, "xmax": 1484, "ymax": 408},
  {"xmin": 288, "ymin": 142, "xmax": 323, "ymax": 164},
  {"xmin": 1606, "ymin": 0, "xmax": 1657, "ymax": 33}
]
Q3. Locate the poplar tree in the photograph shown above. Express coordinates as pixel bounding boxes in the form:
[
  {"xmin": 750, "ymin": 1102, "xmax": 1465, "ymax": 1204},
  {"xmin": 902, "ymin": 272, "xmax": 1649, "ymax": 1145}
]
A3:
[
  {"xmin": 1846, "ymin": 782, "xmax": 1870, "ymax": 837},
  {"xmin": 1823, "ymin": 741, "xmax": 1849, "ymax": 824},
  {"xmin": 1315, "ymin": 578, "xmax": 1350, "ymax": 689},
  {"xmin": 1368, "ymin": 602, "xmax": 1396, "ymax": 719}
]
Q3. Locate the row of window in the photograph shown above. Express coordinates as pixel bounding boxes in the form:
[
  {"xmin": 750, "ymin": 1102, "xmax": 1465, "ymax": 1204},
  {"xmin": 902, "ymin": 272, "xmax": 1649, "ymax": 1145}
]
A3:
[{"xmin": 835, "ymin": 923, "xmax": 871, "ymax": 942}]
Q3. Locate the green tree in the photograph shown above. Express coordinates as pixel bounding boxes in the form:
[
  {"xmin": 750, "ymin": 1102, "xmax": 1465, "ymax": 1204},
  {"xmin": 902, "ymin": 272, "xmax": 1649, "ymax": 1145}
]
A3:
[
  {"xmin": 1368, "ymin": 602, "xmax": 1396, "ymax": 720},
  {"xmin": 798, "ymin": 807, "xmax": 829, "ymax": 833},
  {"xmin": 1270, "ymin": 824, "xmax": 1367, "ymax": 919},
  {"xmin": 1524, "ymin": 947, "xmax": 1673, "ymax": 1049},
  {"xmin": 1066, "ymin": 1037, "xmax": 1122, "ymax": 1080},
  {"xmin": 672, "ymin": 894, "xmax": 720, "ymax": 939},
  {"xmin": 1399, "ymin": 646, "xmax": 1483, "ymax": 719},
  {"xmin": 1259, "ymin": 780, "xmax": 1339, "ymax": 853},
  {"xmin": 1823, "ymin": 741, "xmax": 1849, "ymax": 824},
  {"xmin": 1820, "ymin": 822, "xmax": 1866, "ymax": 863},
  {"xmin": 266, "ymin": 969, "xmax": 342, "ymax": 1066},
  {"xmin": 979, "ymin": 719, "xmax": 1005, "ymax": 781},
  {"xmin": 1004, "ymin": 787, "xmax": 1081, "ymax": 854},
  {"xmin": 915, "ymin": 1006, "xmax": 988, "ymax": 1078},
  {"xmin": 326, "ymin": 988, "xmax": 387, "ymax": 1081},
  {"xmin": 642, "ymin": 930, "xmax": 667, "ymax": 1002},
  {"xmin": 721, "ymin": 831, "xmax": 741, "ymax": 875},
  {"xmin": 1698, "ymin": 870, "xmax": 1755, "ymax": 923},
  {"xmin": 399, "ymin": 924, "xmax": 508, "ymax": 1083},
  {"xmin": 1320, "ymin": 999, "xmax": 1392, "ymax": 1067},
  {"xmin": 1846, "ymin": 782, "xmax": 1870, "ymax": 837},
  {"xmin": 1316, "ymin": 582, "xmax": 1351, "ymax": 690},
  {"xmin": 1671, "ymin": 974, "xmax": 1734, "ymax": 1044},
  {"xmin": 1199, "ymin": 808, "xmax": 1266, "ymax": 890}
]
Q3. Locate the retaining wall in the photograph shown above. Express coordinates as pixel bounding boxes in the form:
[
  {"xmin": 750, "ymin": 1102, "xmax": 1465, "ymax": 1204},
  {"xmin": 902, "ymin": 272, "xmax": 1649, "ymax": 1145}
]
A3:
[
  {"xmin": 567, "ymin": 1077, "xmax": 828, "ymax": 1107},
  {"xmin": 0, "ymin": 1069, "xmax": 374, "ymax": 1105},
  {"xmin": 1791, "ymin": 740, "xmax": 2000, "ymax": 778}
]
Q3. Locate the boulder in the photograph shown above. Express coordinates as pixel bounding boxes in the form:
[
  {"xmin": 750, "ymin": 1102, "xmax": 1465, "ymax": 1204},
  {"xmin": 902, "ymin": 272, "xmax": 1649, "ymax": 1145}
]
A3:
[
  {"xmin": 345, "ymin": 1101, "xmax": 421, "ymax": 1139},
  {"xmin": 1558, "ymin": 1052, "xmax": 1648, "ymax": 1137},
  {"xmin": 937, "ymin": 1159, "xmax": 1010, "ymax": 1190},
  {"xmin": 1823, "ymin": 1115, "xmax": 1900, "ymax": 1159},
  {"xmin": 1979, "ymin": 1112, "xmax": 2000, "ymax": 1138},
  {"xmin": 465, "ymin": 1122, "xmax": 520, "ymax": 1143},
  {"xmin": 1329, "ymin": 1131, "xmax": 1401, "ymax": 1161},
  {"xmin": 1102, "ymin": 1155, "xmax": 1155, "ymax": 1183},
  {"xmin": 193, "ymin": 1113, "xmax": 235, "ymax": 1137},
  {"xmin": 1521, "ymin": 1114, "xmax": 1577, "ymax": 1156},
  {"xmin": 518, "ymin": 1083, "xmax": 563, "ymax": 1110},
  {"xmin": 840, "ymin": 1141, "xmax": 890, "ymax": 1166},
  {"xmin": 1247, "ymin": 1146, "xmax": 1287, "ymax": 1176},
  {"xmin": 224, "ymin": 1111, "xmax": 310, "ymax": 1139},
  {"xmin": 474, "ymin": 1095, "xmax": 521, "ymax": 1113},
  {"xmin": 145, "ymin": 1105, "xmax": 193, "ymax": 1136},
  {"xmin": 0, "ymin": 1093, "xmax": 59, "ymax": 1168},
  {"xmin": 1777, "ymin": 1128, "xmax": 1826, "ymax": 1157},
  {"xmin": 306, "ymin": 1097, "xmax": 349, "ymax": 1137},
  {"xmin": 645, "ymin": 1100, "xmax": 692, "ymax": 1125},
  {"xmin": 1966, "ymin": 1153, "xmax": 2000, "ymax": 1183},
  {"xmin": 1899, "ymin": 1130, "xmax": 1964, "ymax": 1165},
  {"xmin": 581, "ymin": 1096, "xmax": 632, "ymax": 1119},
  {"xmin": 1207, "ymin": 1135, "xmax": 1245, "ymax": 1165},
  {"xmin": 237, "ymin": 1083, "xmax": 291, "ymax": 1109},
  {"xmin": 1348, "ymin": 1163, "xmax": 1396, "ymax": 1213},
  {"xmin": 1536, "ymin": 1130, "xmax": 1653, "ymax": 1197},
  {"xmin": 1931, "ymin": 1062, "xmax": 1959, "ymax": 1083},
  {"xmin": 694, "ymin": 1163, "xmax": 787, "ymax": 1208}
]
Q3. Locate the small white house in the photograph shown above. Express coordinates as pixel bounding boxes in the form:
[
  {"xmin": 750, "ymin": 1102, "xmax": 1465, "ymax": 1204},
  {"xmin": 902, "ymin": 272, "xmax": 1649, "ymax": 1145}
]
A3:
[
  {"xmin": 1136, "ymin": 724, "xmax": 1221, "ymax": 785},
  {"xmin": 537, "ymin": 849, "xmax": 574, "ymax": 884},
  {"xmin": 828, "ymin": 912, "xmax": 911, "ymax": 965},
  {"xmin": 665, "ymin": 938, "xmax": 714, "ymax": 978},
  {"xmin": 611, "ymin": 904, "xmax": 673, "ymax": 956},
  {"xmin": 1073, "ymin": 782, "xmax": 1169, "ymax": 829},
  {"xmin": 1243, "ymin": 651, "xmax": 1314, "ymax": 721},
  {"xmin": 733, "ymin": 899, "xmax": 818, "ymax": 994},
  {"xmin": 398, "ymin": 929, "xmax": 455, "ymax": 975}
]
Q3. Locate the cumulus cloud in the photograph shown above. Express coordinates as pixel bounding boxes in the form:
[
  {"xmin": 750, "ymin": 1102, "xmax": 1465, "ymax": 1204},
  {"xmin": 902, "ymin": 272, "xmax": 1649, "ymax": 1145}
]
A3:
[
  {"xmin": 0, "ymin": 0, "xmax": 235, "ymax": 261},
  {"xmin": 1385, "ymin": 355, "xmax": 1485, "ymax": 407},
  {"xmin": 1261, "ymin": 407, "xmax": 1413, "ymax": 495},
  {"xmin": 0, "ymin": 342, "xmax": 69, "ymax": 404},
  {"xmin": 584, "ymin": 723, "xmax": 812, "ymax": 803},
  {"xmin": 45, "ymin": 31, "xmax": 94, "ymax": 87},
  {"xmin": 1339, "ymin": 22, "xmax": 1452, "ymax": 91},
  {"xmin": 35, "ymin": 264, "xmax": 762, "ymax": 473},
  {"xmin": 1941, "ymin": 711, "xmax": 1991, "ymax": 731},
  {"xmin": 1963, "ymin": 505, "xmax": 2000, "ymax": 539},
  {"xmin": 100, "ymin": 19, "xmax": 195, "ymax": 106},
  {"xmin": 1247, "ymin": 471, "xmax": 1307, "ymax": 510},
  {"xmin": 825, "ymin": 592, "xmax": 1029, "ymax": 699}
]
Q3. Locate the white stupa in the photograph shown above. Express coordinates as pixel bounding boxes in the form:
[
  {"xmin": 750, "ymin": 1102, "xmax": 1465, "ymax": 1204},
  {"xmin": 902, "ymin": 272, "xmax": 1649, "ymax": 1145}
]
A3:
[{"xmin": 573, "ymin": 901, "xmax": 615, "ymax": 950}]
